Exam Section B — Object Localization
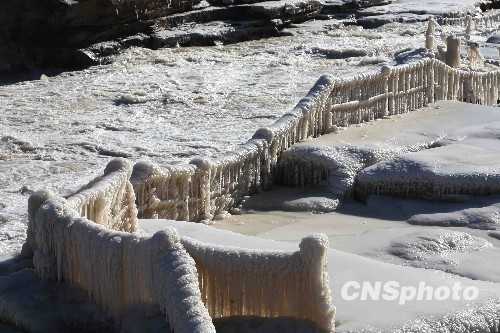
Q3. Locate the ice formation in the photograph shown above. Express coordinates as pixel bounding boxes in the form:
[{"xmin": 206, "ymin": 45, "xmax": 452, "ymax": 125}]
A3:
[
  {"xmin": 440, "ymin": 9, "xmax": 500, "ymax": 28},
  {"xmin": 28, "ymin": 192, "xmax": 215, "ymax": 332},
  {"xmin": 384, "ymin": 229, "xmax": 500, "ymax": 282},
  {"xmin": 425, "ymin": 19, "xmax": 437, "ymax": 50},
  {"xmin": 275, "ymin": 140, "xmax": 443, "ymax": 203},
  {"xmin": 389, "ymin": 229, "xmax": 492, "ymax": 264},
  {"xmin": 356, "ymin": 139, "xmax": 500, "ymax": 202},
  {"xmin": 66, "ymin": 158, "xmax": 138, "ymax": 232},
  {"xmin": 468, "ymin": 42, "xmax": 483, "ymax": 68},
  {"xmin": 181, "ymin": 234, "xmax": 335, "ymax": 331},
  {"xmin": 395, "ymin": 298, "xmax": 500, "ymax": 333},
  {"xmin": 465, "ymin": 15, "xmax": 473, "ymax": 40},
  {"xmin": 409, "ymin": 203, "xmax": 500, "ymax": 230}
]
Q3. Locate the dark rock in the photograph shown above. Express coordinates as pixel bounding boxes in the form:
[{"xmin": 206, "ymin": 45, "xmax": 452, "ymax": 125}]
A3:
[
  {"xmin": 151, "ymin": 20, "xmax": 286, "ymax": 49},
  {"xmin": 321, "ymin": 0, "xmax": 392, "ymax": 15},
  {"xmin": 0, "ymin": 0, "xmax": 201, "ymax": 73},
  {"xmin": 1, "ymin": 0, "xmax": 321, "ymax": 73},
  {"xmin": 79, "ymin": 0, "xmax": 320, "ymax": 65},
  {"xmin": 309, "ymin": 46, "xmax": 368, "ymax": 59},
  {"xmin": 356, "ymin": 12, "xmax": 429, "ymax": 28},
  {"xmin": 487, "ymin": 33, "xmax": 500, "ymax": 44}
]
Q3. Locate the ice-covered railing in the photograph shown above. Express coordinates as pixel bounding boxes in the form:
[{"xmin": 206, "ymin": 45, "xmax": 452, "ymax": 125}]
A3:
[
  {"xmin": 133, "ymin": 58, "xmax": 500, "ymax": 221},
  {"xmin": 316, "ymin": 58, "xmax": 500, "ymax": 126},
  {"xmin": 276, "ymin": 58, "xmax": 500, "ymax": 188},
  {"xmin": 132, "ymin": 76, "xmax": 333, "ymax": 221},
  {"xmin": 181, "ymin": 234, "xmax": 335, "ymax": 332},
  {"xmin": 439, "ymin": 10, "xmax": 500, "ymax": 28},
  {"xmin": 25, "ymin": 159, "xmax": 335, "ymax": 332},
  {"xmin": 66, "ymin": 158, "xmax": 138, "ymax": 232},
  {"xmin": 26, "ymin": 191, "xmax": 216, "ymax": 333}
]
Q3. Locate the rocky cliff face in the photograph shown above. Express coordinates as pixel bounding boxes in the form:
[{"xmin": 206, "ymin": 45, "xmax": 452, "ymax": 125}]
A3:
[{"xmin": 0, "ymin": 0, "xmax": 201, "ymax": 72}]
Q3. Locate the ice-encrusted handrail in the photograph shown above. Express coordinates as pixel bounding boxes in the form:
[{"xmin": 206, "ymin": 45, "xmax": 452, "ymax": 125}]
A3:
[
  {"xmin": 439, "ymin": 9, "xmax": 500, "ymax": 27},
  {"xmin": 27, "ymin": 191, "xmax": 215, "ymax": 333},
  {"xmin": 132, "ymin": 58, "xmax": 500, "ymax": 222},
  {"xmin": 26, "ymin": 159, "xmax": 335, "ymax": 332},
  {"xmin": 66, "ymin": 158, "xmax": 138, "ymax": 232},
  {"xmin": 181, "ymin": 234, "xmax": 335, "ymax": 332}
]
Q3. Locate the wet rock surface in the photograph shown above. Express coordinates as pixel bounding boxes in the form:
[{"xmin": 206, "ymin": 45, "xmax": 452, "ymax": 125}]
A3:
[{"xmin": 487, "ymin": 32, "xmax": 500, "ymax": 43}]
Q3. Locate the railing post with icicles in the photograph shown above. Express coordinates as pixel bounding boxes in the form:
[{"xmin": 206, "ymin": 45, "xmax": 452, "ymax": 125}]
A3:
[{"xmin": 381, "ymin": 66, "xmax": 391, "ymax": 117}]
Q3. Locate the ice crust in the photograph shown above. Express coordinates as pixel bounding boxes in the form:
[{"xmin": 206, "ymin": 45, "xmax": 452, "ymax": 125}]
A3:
[
  {"xmin": 388, "ymin": 229, "xmax": 500, "ymax": 281},
  {"xmin": 356, "ymin": 111, "xmax": 500, "ymax": 201},
  {"xmin": 409, "ymin": 203, "xmax": 500, "ymax": 230}
]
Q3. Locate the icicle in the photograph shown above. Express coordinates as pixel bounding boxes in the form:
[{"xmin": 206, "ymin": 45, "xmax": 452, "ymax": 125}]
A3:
[
  {"xmin": 468, "ymin": 42, "xmax": 482, "ymax": 69},
  {"xmin": 181, "ymin": 234, "xmax": 335, "ymax": 332},
  {"xmin": 66, "ymin": 158, "xmax": 138, "ymax": 232}
]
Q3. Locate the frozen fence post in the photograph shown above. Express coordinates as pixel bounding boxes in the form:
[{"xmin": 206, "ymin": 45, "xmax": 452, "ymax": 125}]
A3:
[
  {"xmin": 131, "ymin": 160, "xmax": 160, "ymax": 219},
  {"xmin": 468, "ymin": 42, "xmax": 482, "ymax": 69},
  {"xmin": 445, "ymin": 35, "xmax": 461, "ymax": 68},
  {"xmin": 190, "ymin": 157, "xmax": 213, "ymax": 222},
  {"xmin": 425, "ymin": 19, "xmax": 436, "ymax": 50},
  {"xmin": 299, "ymin": 234, "xmax": 335, "ymax": 332},
  {"xmin": 381, "ymin": 66, "xmax": 392, "ymax": 117},
  {"xmin": 152, "ymin": 229, "xmax": 217, "ymax": 333},
  {"xmin": 465, "ymin": 15, "xmax": 473, "ymax": 41},
  {"xmin": 21, "ymin": 190, "xmax": 54, "ymax": 258},
  {"xmin": 427, "ymin": 60, "xmax": 435, "ymax": 105},
  {"xmin": 30, "ymin": 194, "xmax": 63, "ymax": 281},
  {"xmin": 252, "ymin": 127, "xmax": 275, "ymax": 190}
]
